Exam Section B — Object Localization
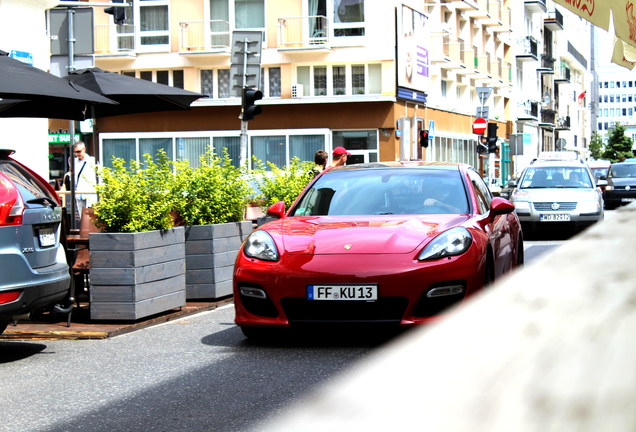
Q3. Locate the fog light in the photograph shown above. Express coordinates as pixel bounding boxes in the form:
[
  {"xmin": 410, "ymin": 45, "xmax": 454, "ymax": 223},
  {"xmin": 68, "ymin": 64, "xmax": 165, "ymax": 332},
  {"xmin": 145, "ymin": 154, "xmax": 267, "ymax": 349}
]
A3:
[
  {"xmin": 240, "ymin": 286, "xmax": 267, "ymax": 299},
  {"xmin": 427, "ymin": 285, "xmax": 464, "ymax": 297}
]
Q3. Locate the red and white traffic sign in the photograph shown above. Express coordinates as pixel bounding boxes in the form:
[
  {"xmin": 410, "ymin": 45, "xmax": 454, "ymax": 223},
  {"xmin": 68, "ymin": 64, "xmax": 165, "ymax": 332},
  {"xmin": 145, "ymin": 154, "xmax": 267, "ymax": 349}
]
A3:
[{"xmin": 473, "ymin": 117, "xmax": 487, "ymax": 135}]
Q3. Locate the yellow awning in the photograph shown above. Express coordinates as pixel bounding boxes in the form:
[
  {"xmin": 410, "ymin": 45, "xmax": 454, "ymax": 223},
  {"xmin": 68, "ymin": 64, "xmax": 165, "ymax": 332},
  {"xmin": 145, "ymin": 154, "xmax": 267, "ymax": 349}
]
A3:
[
  {"xmin": 552, "ymin": 0, "xmax": 611, "ymax": 31},
  {"xmin": 611, "ymin": 38, "xmax": 636, "ymax": 70}
]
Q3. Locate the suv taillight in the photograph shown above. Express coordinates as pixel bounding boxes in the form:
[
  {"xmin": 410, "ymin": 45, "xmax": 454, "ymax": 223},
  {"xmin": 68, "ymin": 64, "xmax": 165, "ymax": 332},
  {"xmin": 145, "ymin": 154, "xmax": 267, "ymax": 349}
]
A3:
[
  {"xmin": 0, "ymin": 173, "xmax": 24, "ymax": 226},
  {"xmin": 0, "ymin": 290, "xmax": 21, "ymax": 304}
]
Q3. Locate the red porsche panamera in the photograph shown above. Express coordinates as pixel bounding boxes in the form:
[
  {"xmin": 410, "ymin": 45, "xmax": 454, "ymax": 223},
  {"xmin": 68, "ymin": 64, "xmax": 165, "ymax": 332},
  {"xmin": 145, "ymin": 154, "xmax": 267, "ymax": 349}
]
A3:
[{"xmin": 234, "ymin": 162, "xmax": 523, "ymax": 338}]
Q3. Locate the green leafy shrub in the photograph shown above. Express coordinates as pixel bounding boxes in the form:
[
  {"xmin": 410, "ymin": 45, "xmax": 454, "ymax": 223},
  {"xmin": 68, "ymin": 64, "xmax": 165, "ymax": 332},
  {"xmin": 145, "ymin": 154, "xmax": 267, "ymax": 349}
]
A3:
[
  {"xmin": 253, "ymin": 157, "xmax": 315, "ymax": 209},
  {"xmin": 172, "ymin": 151, "xmax": 254, "ymax": 225},
  {"xmin": 93, "ymin": 151, "xmax": 175, "ymax": 233}
]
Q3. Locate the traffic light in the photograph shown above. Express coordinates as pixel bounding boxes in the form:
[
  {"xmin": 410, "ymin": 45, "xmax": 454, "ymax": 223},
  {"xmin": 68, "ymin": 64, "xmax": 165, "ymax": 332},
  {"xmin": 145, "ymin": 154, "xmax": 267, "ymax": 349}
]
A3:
[
  {"xmin": 487, "ymin": 122, "xmax": 499, "ymax": 153},
  {"xmin": 477, "ymin": 135, "xmax": 488, "ymax": 154},
  {"xmin": 104, "ymin": 0, "xmax": 126, "ymax": 25},
  {"xmin": 240, "ymin": 87, "xmax": 263, "ymax": 121},
  {"xmin": 419, "ymin": 129, "xmax": 429, "ymax": 148}
]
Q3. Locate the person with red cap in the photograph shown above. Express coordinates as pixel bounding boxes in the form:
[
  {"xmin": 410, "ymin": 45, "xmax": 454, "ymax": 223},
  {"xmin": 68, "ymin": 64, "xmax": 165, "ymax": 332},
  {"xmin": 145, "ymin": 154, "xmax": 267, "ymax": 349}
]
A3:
[{"xmin": 328, "ymin": 146, "xmax": 351, "ymax": 169}]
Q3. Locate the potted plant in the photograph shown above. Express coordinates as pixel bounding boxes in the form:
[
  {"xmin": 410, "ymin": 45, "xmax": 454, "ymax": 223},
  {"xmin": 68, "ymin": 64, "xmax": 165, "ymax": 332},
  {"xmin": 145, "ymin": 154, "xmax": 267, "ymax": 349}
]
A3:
[
  {"xmin": 89, "ymin": 152, "xmax": 186, "ymax": 321},
  {"xmin": 171, "ymin": 151, "xmax": 254, "ymax": 300}
]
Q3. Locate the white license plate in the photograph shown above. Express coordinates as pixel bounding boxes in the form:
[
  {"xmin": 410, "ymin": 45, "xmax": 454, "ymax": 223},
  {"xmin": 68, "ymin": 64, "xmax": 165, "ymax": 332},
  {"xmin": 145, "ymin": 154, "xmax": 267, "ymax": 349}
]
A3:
[
  {"xmin": 307, "ymin": 284, "xmax": 378, "ymax": 301},
  {"xmin": 540, "ymin": 213, "xmax": 571, "ymax": 222},
  {"xmin": 621, "ymin": 198, "xmax": 635, "ymax": 202},
  {"xmin": 38, "ymin": 227, "xmax": 56, "ymax": 247}
]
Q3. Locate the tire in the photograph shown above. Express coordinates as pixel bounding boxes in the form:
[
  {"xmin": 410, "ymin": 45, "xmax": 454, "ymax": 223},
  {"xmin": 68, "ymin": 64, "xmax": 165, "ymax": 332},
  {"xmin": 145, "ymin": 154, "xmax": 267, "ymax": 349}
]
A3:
[
  {"xmin": 516, "ymin": 234, "xmax": 525, "ymax": 267},
  {"xmin": 0, "ymin": 321, "xmax": 8, "ymax": 335},
  {"xmin": 240, "ymin": 326, "xmax": 271, "ymax": 341}
]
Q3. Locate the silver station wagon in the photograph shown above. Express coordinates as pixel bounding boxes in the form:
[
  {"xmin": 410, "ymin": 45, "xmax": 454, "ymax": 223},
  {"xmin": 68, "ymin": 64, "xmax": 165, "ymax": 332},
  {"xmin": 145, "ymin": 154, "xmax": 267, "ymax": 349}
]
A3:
[{"xmin": 509, "ymin": 154, "xmax": 604, "ymax": 235}]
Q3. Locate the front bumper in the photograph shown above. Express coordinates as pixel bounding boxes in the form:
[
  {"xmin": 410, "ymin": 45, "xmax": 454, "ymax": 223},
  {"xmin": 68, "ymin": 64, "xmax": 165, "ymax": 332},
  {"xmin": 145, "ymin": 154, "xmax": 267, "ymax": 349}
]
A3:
[{"xmin": 233, "ymin": 250, "xmax": 485, "ymax": 328}]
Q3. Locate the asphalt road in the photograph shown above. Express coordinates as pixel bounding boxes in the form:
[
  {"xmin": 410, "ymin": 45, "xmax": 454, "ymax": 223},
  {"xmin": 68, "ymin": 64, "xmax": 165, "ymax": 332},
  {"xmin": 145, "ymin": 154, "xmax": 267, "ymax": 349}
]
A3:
[
  {"xmin": 0, "ymin": 216, "xmax": 598, "ymax": 432},
  {"xmin": 0, "ymin": 304, "xmax": 399, "ymax": 432}
]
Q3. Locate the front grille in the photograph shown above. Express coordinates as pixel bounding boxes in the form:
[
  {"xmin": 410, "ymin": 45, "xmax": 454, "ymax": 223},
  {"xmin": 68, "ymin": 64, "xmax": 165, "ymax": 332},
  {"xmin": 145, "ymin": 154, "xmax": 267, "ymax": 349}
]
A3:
[
  {"xmin": 533, "ymin": 202, "xmax": 577, "ymax": 211},
  {"xmin": 280, "ymin": 297, "xmax": 408, "ymax": 323}
]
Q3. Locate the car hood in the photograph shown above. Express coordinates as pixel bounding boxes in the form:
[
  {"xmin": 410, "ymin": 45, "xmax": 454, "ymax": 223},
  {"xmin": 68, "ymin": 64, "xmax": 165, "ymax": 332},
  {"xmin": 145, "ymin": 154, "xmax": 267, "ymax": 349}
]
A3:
[
  {"xmin": 267, "ymin": 215, "xmax": 471, "ymax": 255},
  {"xmin": 515, "ymin": 188, "xmax": 599, "ymax": 201},
  {"xmin": 609, "ymin": 178, "xmax": 636, "ymax": 187}
]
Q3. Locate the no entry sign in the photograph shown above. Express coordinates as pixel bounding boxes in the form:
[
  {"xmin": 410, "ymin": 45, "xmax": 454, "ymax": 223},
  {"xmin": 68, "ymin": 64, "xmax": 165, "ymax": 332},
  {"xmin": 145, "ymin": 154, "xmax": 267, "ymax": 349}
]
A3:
[{"xmin": 473, "ymin": 117, "xmax": 487, "ymax": 135}]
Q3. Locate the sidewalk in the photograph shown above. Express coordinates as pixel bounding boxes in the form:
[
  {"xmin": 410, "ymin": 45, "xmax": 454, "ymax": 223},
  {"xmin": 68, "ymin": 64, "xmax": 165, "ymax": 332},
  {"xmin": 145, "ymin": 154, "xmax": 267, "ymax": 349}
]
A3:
[{"xmin": 0, "ymin": 298, "xmax": 232, "ymax": 340}]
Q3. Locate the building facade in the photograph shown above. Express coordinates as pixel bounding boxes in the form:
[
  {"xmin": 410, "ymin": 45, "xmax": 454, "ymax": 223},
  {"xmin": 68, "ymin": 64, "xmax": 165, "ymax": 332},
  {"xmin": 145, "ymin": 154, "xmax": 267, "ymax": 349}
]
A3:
[{"xmin": 0, "ymin": 0, "xmax": 596, "ymax": 188}]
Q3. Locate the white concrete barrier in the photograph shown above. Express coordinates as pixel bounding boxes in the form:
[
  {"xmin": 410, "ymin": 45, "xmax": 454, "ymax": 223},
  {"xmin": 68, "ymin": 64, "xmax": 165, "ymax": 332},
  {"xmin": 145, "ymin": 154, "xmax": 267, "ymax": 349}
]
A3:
[{"xmin": 253, "ymin": 203, "xmax": 636, "ymax": 431}]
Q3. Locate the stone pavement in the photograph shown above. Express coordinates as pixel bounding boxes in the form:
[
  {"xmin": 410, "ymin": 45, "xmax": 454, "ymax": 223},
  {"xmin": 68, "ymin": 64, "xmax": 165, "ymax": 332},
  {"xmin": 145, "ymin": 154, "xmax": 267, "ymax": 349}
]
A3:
[{"xmin": 0, "ymin": 298, "xmax": 231, "ymax": 340}]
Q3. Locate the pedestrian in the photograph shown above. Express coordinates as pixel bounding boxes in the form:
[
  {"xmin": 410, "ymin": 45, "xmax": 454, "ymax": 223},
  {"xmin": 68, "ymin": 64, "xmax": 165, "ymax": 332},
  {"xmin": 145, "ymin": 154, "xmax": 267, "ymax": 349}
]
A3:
[
  {"xmin": 328, "ymin": 146, "xmax": 350, "ymax": 169},
  {"xmin": 311, "ymin": 150, "xmax": 328, "ymax": 177},
  {"xmin": 72, "ymin": 141, "xmax": 98, "ymax": 220}
]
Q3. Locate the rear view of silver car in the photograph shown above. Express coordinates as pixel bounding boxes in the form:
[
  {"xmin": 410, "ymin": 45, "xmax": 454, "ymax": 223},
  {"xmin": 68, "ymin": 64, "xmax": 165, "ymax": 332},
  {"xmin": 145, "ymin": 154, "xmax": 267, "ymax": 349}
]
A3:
[
  {"xmin": 510, "ymin": 158, "xmax": 604, "ymax": 235},
  {"xmin": 0, "ymin": 150, "xmax": 71, "ymax": 334}
]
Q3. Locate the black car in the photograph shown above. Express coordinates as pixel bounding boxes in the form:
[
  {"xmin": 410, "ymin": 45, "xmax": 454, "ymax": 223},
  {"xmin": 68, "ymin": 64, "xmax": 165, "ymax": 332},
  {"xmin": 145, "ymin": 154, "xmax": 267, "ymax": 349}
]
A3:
[
  {"xmin": 603, "ymin": 162, "xmax": 636, "ymax": 209},
  {"xmin": 0, "ymin": 150, "xmax": 71, "ymax": 334}
]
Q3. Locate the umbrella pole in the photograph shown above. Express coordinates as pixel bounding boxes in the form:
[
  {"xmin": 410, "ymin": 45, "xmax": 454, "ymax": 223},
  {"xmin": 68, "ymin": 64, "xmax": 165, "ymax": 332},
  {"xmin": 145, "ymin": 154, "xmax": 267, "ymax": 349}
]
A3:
[{"xmin": 69, "ymin": 120, "xmax": 78, "ymax": 230}]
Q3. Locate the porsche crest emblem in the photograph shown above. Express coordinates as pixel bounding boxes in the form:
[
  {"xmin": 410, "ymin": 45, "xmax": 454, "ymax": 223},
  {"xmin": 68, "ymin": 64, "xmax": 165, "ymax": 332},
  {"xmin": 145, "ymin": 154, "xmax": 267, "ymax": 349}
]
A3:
[{"xmin": 344, "ymin": 244, "xmax": 352, "ymax": 250}]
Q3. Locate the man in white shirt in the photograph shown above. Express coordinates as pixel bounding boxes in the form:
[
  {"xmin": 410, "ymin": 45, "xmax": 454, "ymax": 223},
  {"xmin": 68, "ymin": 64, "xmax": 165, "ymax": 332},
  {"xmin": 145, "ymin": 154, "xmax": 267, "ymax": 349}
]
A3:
[{"xmin": 73, "ymin": 141, "xmax": 97, "ymax": 219}]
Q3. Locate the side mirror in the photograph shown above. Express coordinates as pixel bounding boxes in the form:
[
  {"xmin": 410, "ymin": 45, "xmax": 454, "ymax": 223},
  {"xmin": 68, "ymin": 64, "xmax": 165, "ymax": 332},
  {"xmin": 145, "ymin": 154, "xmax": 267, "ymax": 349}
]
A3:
[
  {"xmin": 506, "ymin": 180, "xmax": 517, "ymax": 188},
  {"xmin": 266, "ymin": 201, "xmax": 286, "ymax": 219},
  {"xmin": 596, "ymin": 179, "xmax": 608, "ymax": 187},
  {"xmin": 490, "ymin": 197, "xmax": 515, "ymax": 217}
]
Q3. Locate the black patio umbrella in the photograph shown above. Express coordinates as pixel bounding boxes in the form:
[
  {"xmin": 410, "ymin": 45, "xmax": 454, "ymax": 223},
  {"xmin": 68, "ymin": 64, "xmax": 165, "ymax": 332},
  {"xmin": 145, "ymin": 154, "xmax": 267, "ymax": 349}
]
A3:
[
  {"xmin": 0, "ymin": 52, "xmax": 118, "ymax": 120},
  {"xmin": 64, "ymin": 68, "xmax": 204, "ymax": 117}
]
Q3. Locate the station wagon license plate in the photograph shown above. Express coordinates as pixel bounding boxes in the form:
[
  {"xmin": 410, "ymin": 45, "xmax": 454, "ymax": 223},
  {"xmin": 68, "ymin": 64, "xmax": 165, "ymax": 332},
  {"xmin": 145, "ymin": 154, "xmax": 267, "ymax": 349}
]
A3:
[
  {"xmin": 38, "ymin": 227, "xmax": 56, "ymax": 247},
  {"xmin": 540, "ymin": 213, "xmax": 570, "ymax": 222},
  {"xmin": 621, "ymin": 198, "xmax": 635, "ymax": 202},
  {"xmin": 307, "ymin": 284, "xmax": 378, "ymax": 301}
]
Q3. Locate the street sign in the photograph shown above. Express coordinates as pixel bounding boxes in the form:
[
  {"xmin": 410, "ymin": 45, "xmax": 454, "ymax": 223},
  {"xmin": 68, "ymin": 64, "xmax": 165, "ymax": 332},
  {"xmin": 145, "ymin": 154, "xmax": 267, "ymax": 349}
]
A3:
[
  {"xmin": 230, "ymin": 30, "xmax": 263, "ymax": 97},
  {"xmin": 476, "ymin": 106, "xmax": 489, "ymax": 120},
  {"xmin": 473, "ymin": 117, "xmax": 488, "ymax": 135},
  {"xmin": 476, "ymin": 86, "xmax": 493, "ymax": 106},
  {"xmin": 428, "ymin": 120, "xmax": 435, "ymax": 139}
]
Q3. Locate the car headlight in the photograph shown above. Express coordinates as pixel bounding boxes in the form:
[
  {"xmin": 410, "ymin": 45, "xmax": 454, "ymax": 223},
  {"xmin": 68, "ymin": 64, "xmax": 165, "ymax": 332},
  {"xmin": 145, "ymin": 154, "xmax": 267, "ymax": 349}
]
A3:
[
  {"xmin": 513, "ymin": 201, "xmax": 531, "ymax": 212},
  {"xmin": 605, "ymin": 185, "xmax": 614, "ymax": 191},
  {"xmin": 578, "ymin": 200, "xmax": 600, "ymax": 214},
  {"xmin": 418, "ymin": 227, "xmax": 472, "ymax": 261},
  {"xmin": 244, "ymin": 230, "xmax": 280, "ymax": 261}
]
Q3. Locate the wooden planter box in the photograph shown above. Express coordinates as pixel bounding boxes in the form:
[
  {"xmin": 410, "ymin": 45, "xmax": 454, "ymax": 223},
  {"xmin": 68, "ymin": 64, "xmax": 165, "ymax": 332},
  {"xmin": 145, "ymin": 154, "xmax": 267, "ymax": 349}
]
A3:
[
  {"xmin": 89, "ymin": 226, "xmax": 186, "ymax": 320},
  {"xmin": 185, "ymin": 221, "xmax": 252, "ymax": 299}
]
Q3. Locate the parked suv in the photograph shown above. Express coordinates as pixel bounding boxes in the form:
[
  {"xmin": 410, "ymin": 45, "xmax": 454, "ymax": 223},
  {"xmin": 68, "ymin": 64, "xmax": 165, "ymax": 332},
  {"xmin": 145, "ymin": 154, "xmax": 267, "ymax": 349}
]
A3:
[
  {"xmin": 509, "ymin": 156, "xmax": 604, "ymax": 234},
  {"xmin": 0, "ymin": 149, "xmax": 71, "ymax": 334}
]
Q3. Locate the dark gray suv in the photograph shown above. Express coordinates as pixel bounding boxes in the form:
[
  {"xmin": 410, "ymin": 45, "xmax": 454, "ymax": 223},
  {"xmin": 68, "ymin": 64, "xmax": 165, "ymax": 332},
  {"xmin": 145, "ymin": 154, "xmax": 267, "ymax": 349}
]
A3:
[{"xmin": 0, "ymin": 149, "xmax": 71, "ymax": 334}]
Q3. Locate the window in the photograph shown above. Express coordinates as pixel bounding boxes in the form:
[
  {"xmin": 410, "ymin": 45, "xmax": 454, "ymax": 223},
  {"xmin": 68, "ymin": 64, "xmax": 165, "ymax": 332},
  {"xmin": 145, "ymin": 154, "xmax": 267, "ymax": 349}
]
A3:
[
  {"xmin": 136, "ymin": 0, "xmax": 170, "ymax": 51},
  {"xmin": 177, "ymin": 137, "xmax": 210, "ymax": 168},
  {"xmin": 267, "ymin": 67, "xmax": 281, "ymax": 97},
  {"xmin": 251, "ymin": 135, "xmax": 287, "ymax": 168},
  {"xmin": 333, "ymin": 65, "xmax": 346, "ymax": 95},
  {"xmin": 308, "ymin": 0, "xmax": 365, "ymax": 39},
  {"xmin": 135, "ymin": 70, "xmax": 182, "ymax": 87},
  {"xmin": 218, "ymin": 69, "xmax": 230, "ymax": 98},
  {"xmin": 210, "ymin": 0, "xmax": 264, "ymax": 29},
  {"xmin": 352, "ymin": 65, "xmax": 365, "ymax": 94},
  {"xmin": 314, "ymin": 66, "xmax": 327, "ymax": 96},
  {"xmin": 201, "ymin": 70, "xmax": 213, "ymax": 97}
]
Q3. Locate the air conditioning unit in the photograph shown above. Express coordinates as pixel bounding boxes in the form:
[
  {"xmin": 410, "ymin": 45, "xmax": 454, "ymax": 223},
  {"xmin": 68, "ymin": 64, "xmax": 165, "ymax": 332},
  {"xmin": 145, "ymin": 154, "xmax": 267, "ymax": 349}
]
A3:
[{"xmin": 291, "ymin": 84, "xmax": 304, "ymax": 98}]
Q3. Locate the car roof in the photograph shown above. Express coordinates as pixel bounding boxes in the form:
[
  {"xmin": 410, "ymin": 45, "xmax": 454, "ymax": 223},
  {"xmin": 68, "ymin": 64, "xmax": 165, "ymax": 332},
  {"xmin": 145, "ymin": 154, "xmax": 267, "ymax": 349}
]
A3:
[
  {"xmin": 333, "ymin": 161, "xmax": 466, "ymax": 172},
  {"xmin": 528, "ymin": 159, "xmax": 587, "ymax": 168}
]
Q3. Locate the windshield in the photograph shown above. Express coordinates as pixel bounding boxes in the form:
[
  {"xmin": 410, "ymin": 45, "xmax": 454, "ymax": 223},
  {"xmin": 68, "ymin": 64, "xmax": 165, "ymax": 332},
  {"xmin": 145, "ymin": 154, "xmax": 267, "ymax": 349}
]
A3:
[
  {"xmin": 591, "ymin": 167, "xmax": 608, "ymax": 180},
  {"xmin": 608, "ymin": 163, "xmax": 636, "ymax": 179},
  {"xmin": 290, "ymin": 168, "xmax": 470, "ymax": 216},
  {"xmin": 519, "ymin": 166, "xmax": 594, "ymax": 189}
]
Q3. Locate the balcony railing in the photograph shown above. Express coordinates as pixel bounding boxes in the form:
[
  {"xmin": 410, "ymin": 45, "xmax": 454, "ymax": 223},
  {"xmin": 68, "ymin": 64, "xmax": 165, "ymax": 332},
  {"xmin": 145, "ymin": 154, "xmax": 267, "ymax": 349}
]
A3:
[
  {"xmin": 541, "ymin": 54, "xmax": 556, "ymax": 71},
  {"xmin": 545, "ymin": 9, "xmax": 564, "ymax": 31},
  {"xmin": 179, "ymin": 20, "xmax": 231, "ymax": 52},
  {"xmin": 555, "ymin": 65, "xmax": 571, "ymax": 83},
  {"xmin": 277, "ymin": 16, "xmax": 329, "ymax": 49},
  {"xmin": 556, "ymin": 116, "xmax": 571, "ymax": 130},
  {"xmin": 518, "ymin": 101, "xmax": 539, "ymax": 120},
  {"xmin": 540, "ymin": 108, "xmax": 556, "ymax": 126},
  {"xmin": 516, "ymin": 36, "xmax": 538, "ymax": 61},
  {"xmin": 95, "ymin": 24, "xmax": 136, "ymax": 55}
]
